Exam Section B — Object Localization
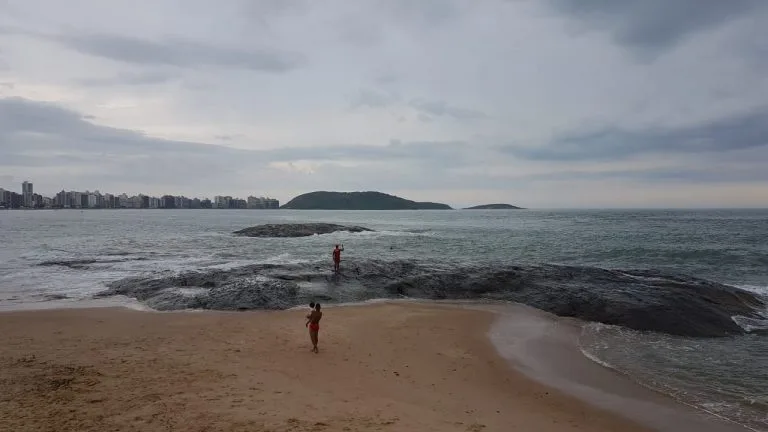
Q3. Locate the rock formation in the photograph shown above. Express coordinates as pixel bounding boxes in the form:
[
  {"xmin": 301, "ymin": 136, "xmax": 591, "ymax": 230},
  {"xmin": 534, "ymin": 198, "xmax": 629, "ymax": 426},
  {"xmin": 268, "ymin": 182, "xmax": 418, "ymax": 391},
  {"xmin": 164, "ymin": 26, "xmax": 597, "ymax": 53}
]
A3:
[
  {"xmin": 233, "ymin": 223, "xmax": 373, "ymax": 238},
  {"xmin": 98, "ymin": 260, "xmax": 766, "ymax": 338}
]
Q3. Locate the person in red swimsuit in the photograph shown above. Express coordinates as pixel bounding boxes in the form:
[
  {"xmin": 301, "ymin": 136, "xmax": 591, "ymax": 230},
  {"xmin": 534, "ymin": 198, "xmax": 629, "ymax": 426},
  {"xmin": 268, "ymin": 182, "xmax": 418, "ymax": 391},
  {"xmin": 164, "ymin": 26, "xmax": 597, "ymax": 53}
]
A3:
[
  {"xmin": 332, "ymin": 244, "xmax": 344, "ymax": 273},
  {"xmin": 306, "ymin": 303, "xmax": 322, "ymax": 353}
]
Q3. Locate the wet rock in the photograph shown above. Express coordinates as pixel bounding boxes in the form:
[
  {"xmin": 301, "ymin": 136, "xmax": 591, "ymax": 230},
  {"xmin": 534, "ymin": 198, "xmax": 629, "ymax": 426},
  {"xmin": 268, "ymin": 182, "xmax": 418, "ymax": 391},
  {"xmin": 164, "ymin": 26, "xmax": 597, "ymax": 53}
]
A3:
[
  {"xmin": 98, "ymin": 260, "xmax": 766, "ymax": 338},
  {"xmin": 233, "ymin": 223, "xmax": 373, "ymax": 238}
]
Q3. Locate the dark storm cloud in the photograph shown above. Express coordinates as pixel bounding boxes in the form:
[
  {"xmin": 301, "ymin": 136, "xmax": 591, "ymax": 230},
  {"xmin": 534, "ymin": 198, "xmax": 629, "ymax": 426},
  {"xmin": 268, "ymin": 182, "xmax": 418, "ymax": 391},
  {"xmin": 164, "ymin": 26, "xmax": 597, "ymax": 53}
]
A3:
[
  {"xmin": 263, "ymin": 139, "xmax": 470, "ymax": 167},
  {"xmin": 55, "ymin": 33, "xmax": 305, "ymax": 72},
  {"xmin": 507, "ymin": 107, "xmax": 768, "ymax": 161},
  {"xmin": 409, "ymin": 99, "xmax": 488, "ymax": 120},
  {"xmin": 0, "ymin": 98, "xmax": 472, "ymax": 170},
  {"xmin": 0, "ymin": 97, "xmax": 235, "ymax": 155},
  {"xmin": 75, "ymin": 71, "xmax": 178, "ymax": 87},
  {"xmin": 548, "ymin": 0, "xmax": 764, "ymax": 52},
  {"xmin": 517, "ymin": 162, "xmax": 768, "ymax": 185}
]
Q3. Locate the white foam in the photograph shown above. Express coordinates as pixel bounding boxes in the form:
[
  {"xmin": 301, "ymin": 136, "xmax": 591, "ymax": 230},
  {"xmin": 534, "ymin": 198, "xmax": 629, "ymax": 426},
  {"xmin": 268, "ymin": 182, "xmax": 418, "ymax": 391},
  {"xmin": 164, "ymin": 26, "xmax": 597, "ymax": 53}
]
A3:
[
  {"xmin": 731, "ymin": 315, "xmax": 768, "ymax": 332},
  {"xmin": 737, "ymin": 285, "xmax": 768, "ymax": 297}
]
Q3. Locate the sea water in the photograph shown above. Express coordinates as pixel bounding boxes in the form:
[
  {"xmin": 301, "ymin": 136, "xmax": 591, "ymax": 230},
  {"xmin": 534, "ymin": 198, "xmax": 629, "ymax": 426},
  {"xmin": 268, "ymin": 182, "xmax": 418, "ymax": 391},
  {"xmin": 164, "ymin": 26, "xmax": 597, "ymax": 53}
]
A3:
[{"xmin": 1, "ymin": 208, "xmax": 766, "ymax": 429}]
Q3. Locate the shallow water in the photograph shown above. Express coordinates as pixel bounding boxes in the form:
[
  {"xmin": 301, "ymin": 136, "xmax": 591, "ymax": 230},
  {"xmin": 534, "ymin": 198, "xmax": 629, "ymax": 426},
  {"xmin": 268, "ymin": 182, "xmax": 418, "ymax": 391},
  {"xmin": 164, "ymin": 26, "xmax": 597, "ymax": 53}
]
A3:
[{"xmin": 1, "ymin": 208, "xmax": 767, "ymax": 429}]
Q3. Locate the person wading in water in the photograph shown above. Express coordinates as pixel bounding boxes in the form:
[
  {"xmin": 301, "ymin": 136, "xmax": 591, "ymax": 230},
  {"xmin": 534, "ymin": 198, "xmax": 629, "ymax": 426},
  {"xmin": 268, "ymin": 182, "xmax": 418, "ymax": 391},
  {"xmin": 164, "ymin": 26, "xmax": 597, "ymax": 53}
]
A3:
[
  {"xmin": 332, "ymin": 244, "xmax": 344, "ymax": 273},
  {"xmin": 305, "ymin": 303, "xmax": 322, "ymax": 353}
]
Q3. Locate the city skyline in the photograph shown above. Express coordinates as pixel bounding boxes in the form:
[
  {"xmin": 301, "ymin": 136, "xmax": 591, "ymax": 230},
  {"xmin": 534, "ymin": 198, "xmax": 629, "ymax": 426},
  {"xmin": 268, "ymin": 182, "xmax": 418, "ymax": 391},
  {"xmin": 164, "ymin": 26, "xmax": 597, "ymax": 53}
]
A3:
[{"xmin": 0, "ymin": 180, "xmax": 279, "ymax": 209}]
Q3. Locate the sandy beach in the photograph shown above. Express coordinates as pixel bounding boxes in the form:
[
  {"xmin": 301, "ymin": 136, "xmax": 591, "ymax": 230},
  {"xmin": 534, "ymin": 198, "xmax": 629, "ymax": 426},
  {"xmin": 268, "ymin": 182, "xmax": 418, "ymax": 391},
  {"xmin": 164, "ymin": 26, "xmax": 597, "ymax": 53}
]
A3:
[{"xmin": 0, "ymin": 302, "xmax": 662, "ymax": 432}]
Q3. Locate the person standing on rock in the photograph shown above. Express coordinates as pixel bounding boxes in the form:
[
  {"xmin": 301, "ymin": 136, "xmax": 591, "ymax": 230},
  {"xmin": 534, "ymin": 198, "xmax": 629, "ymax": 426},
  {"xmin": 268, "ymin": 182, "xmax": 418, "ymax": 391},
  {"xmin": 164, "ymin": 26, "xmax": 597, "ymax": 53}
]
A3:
[{"xmin": 332, "ymin": 244, "xmax": 344, "ymax": 273}]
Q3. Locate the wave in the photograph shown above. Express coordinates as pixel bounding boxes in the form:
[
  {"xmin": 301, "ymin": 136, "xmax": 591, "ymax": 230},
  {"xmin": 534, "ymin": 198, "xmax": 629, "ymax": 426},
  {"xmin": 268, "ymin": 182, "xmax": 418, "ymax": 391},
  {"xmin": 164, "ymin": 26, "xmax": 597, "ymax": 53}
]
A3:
[
  {"xmin": 579, "ymin": 322, "xmax": 768, "ymax": 431},
  {"xmin": 37, "ymin": 257, "xmax": 149, "ymax": 269},
  {"xmin": 97, "ymin": 259, "xmax": 766, "ymax": 338},
  {"xmin": 738, "ymin": 285, "xmax": 768, "ymax": 297}
]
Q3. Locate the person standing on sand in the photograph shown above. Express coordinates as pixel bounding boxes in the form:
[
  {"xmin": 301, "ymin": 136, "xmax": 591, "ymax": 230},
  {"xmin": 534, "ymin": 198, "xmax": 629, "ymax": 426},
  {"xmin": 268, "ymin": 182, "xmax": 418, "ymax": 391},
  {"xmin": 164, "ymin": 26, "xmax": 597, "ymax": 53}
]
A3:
[
  {"xmin": 332, "ymin": 244, "xmax": 344, "ymax": 273},
  {"xmin": 306, "ymin": 303, "xmax": 322, "ymax": 353}
]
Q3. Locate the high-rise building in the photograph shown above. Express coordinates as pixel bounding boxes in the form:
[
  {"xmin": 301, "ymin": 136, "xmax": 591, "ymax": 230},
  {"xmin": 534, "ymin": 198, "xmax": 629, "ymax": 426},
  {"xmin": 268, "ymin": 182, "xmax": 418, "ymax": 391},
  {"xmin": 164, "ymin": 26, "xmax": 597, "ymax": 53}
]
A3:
[
  {"xmin": 21, "ymin": 181, "xmax": 33, "ymax": 208},
  {"xmin": 214, "ymin": 196, "xmax": 231, "ymax": 209},
  {"xmin": 247, "ymin": 196, "xmax": 280, "ymax": 209},
  {"xmin": 55, "ymin": 190, "xmax": 67, "ymax": 208},
  {"xmin": 9, "ymin": 192, "xmax": 22, "ymax": 208},
  {"xmin": 162, "ymin": 195, "xmax": 175, "ymax": 209}
]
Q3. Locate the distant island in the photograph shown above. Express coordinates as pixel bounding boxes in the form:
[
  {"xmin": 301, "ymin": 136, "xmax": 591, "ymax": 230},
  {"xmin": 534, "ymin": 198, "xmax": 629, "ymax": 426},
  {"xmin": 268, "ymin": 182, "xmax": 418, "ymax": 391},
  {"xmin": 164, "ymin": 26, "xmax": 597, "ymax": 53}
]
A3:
[
  {"xmin": 464, "ymin": 204, "xmax": 524, "ymax": 210},
  {"xmin": 281, "ymin": 191, "xmax": 452, "ymax": 210}
]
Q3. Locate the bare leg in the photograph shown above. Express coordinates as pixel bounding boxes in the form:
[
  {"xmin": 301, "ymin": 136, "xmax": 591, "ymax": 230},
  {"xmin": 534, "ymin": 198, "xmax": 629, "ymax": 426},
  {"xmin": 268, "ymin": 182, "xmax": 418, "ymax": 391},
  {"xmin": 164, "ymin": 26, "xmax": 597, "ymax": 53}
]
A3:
[{"xmin": 310, "ymin": 330, "xmax": 318, "ymax": 353}]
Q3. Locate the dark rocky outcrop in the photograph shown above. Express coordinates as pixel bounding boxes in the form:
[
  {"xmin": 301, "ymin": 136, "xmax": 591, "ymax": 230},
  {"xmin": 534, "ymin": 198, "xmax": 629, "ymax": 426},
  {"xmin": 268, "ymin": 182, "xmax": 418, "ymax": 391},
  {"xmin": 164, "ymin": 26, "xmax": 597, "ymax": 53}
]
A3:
[
  {"xmin": 233, "ymin": 223, "xmax": 373, "ymax": 238},
  {"xmin": 98, "ymin": 259, "xmax": 766, "ymax": 338}
]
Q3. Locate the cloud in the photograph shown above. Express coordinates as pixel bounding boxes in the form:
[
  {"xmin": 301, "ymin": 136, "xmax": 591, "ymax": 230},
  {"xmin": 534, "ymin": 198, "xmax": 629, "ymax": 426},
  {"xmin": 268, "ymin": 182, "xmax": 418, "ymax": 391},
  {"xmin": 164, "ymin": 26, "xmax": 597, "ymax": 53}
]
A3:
[
  {"xmin": 547, "ymin": 0, "xmax": 766, "ymax": 53},
  {"xmin": 56, "ymin": 33, "xmax": 305, "ymax": 72},
  {"xmin": 374, "ymin": 73, "xmax": 398, "ymax": 85},
  {"xmin": 349, "ymin": 89, "xmax": 398, "ymax": 109},
  {"xmin": 417, "ymin": 113, "xmax": 433, "ymax": 123},
  {"xmin": 409, "ymin": 99, "xmax": 488, "ymax": 120},
  {"xmin": 349, "ymin": 90, "xmax": 487, "ymax": 121},
  {"xmin": 0, "ymin": 97, "xmax": 484, "ymax": 197},
  {"xmin": 75, "ymin": 71, "xmax": 178, "ymax": 87},
  {"xmin": 507, "ymin": 107, "xmax": 768, "ymax": 161}
]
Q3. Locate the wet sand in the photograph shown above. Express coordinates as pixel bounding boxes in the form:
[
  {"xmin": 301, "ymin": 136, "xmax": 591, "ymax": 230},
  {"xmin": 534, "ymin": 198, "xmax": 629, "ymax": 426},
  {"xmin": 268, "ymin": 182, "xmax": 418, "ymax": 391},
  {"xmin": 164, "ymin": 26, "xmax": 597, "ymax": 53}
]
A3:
[
  {"xmin": 487, "ymin": 303, "xmax": 750, "ymax": 432},
  {"xmin": 0, "ymin": 302, "xmax": 658, "ymax": 431}
]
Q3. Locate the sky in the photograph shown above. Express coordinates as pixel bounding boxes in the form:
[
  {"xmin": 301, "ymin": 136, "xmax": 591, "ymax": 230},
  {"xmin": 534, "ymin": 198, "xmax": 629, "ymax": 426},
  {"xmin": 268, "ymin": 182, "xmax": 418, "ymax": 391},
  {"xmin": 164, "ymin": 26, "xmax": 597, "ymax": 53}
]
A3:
[{"xmin": 1, "ymin": 0, "xmax": 767, "ymax": 208}]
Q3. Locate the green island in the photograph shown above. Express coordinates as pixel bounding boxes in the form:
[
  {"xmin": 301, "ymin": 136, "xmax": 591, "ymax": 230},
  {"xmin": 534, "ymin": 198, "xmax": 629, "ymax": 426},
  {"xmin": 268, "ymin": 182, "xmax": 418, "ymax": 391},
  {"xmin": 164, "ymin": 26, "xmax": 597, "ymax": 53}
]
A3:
[
  {"xmin": 464, "ymin": 204, "xmax": 524, "ymax": 210},
  {"xmin": 280, "ymin": 191, "xmax": 452, "ymax": 210}
]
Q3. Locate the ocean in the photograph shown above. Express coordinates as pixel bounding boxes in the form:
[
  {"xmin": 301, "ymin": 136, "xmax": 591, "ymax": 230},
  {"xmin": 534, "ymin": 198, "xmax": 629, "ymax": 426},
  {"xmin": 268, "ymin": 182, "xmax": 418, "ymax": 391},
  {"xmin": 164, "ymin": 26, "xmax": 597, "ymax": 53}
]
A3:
[{"xmin": 1, "ymin": 209, "xmax": 766, "ymax": 430}]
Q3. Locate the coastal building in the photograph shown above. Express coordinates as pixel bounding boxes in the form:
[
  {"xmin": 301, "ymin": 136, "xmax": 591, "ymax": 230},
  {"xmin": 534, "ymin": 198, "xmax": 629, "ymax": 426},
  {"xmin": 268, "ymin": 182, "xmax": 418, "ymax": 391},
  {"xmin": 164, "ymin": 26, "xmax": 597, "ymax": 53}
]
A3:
[
  {"xmin": 55, "ymin": 190, "xmax": 67, "ymax": 208},
  {"xmin": 67, "ymin": 191, "xmax": 83, "ymax": 209},
  {"xmin": 0, "ymin": 188, "xmax": 8, "ymax": 208},
  {"xmin": 214, "ymin": 196, "xmax": 231, "ymax": 209},
  {"xmin": 21, "ymin": 181, "xmax": 33, "ymax": 208},
  {"xmin": 2, "ymin": 179, "xmax": 278, "ymax": 211},
  {"xmin": 162, "ymin": 195, "xmax": 175, "ymax": 209},
  {"xmin": 247, "ymin": 196, "xmax": 280, "ymax": 209},
  {"xmin": 9, "ymin": 192, "xmax": 22, "ymax": 208}
]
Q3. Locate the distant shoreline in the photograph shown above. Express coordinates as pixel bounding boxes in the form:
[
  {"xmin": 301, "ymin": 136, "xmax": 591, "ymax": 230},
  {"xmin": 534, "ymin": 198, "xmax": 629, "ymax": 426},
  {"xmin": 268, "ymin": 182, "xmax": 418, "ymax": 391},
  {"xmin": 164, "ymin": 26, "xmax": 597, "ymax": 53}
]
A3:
[{"xmin": 0, "ymin": 207, "xmax": 281, "ymax": 211}]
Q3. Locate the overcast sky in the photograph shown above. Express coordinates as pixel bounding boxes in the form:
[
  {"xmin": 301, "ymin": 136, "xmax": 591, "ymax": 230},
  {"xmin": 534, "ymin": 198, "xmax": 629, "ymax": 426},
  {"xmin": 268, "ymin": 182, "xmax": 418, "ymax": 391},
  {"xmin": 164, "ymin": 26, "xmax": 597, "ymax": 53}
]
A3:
[{"xmin": 1, "ymin": 0, "xmax": 767, "ymax": 208}]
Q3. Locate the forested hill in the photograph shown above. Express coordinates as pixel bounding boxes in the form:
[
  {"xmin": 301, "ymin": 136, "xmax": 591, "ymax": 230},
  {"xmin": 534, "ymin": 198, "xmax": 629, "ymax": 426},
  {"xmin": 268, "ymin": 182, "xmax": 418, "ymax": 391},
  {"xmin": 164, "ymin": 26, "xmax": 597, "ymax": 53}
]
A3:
[
  {"xmin": 464, "ymin": 204, "xmax": 523, "ymax": 209},
  {"xmin": 280, "ymin": 191, "xmax": 452, "ymax": 210}
]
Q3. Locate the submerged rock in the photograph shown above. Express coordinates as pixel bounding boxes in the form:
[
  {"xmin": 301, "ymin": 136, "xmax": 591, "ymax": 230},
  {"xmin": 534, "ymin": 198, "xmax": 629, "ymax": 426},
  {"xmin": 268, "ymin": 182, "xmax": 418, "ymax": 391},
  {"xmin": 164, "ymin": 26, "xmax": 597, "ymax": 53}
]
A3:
[
  {"xmin": 98, "ymin": 260, "xmax": 766, "ymax": 338},
  {"xmin": 233, "ymin": 223, "xmax": 373, "ymax": 238}
]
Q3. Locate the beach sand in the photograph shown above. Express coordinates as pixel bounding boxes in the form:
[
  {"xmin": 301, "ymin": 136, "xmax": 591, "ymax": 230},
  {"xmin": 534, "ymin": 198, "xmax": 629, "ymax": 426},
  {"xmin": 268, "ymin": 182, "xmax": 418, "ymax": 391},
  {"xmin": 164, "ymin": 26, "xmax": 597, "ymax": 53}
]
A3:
[{"xmin": 0, "ymin": 303, "xmax": 715, "ymax": 431}]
